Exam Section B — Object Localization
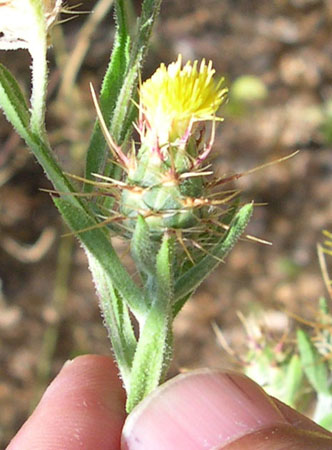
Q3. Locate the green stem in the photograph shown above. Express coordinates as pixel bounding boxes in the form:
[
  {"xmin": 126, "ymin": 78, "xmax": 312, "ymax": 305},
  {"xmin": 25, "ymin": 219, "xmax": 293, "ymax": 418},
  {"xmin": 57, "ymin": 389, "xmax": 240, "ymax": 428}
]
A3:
[
  {"xmin": 126, "ymin": 234, "xmax": 174, "ymax": 412},
  {"xmin": 30, "ymin": 43, "xmax": 48, "ymax": 137},
  {"xmin": 87, "ymin": 252, "xmax": 137, "ymax": 388},
  {"xmin": 28, "ymin": 0, "xmax": 49, "ymax": 137},
  {"xmin": 28, "ymin": 134, "xmax": 75, "ymax": 195}
]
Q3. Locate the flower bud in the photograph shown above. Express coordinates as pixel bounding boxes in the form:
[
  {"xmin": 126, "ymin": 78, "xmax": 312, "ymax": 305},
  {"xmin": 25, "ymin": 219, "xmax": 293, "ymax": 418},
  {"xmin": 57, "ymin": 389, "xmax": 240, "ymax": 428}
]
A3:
[{"xmin": 120, "ymin": 55, "xmax": 228, "ymax": 237}]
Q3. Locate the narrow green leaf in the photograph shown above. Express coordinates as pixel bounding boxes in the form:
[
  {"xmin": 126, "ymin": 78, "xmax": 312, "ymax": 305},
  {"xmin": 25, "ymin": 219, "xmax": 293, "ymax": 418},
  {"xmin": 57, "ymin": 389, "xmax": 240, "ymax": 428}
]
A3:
[
  {"xmin": 131, "ymin": 215, "xmax": 158, "ymax": 278},
  {"xmin": 0, "ymin": 67, "xmax": 76, "ymax": 199},
  {"xmin": 178, "ymin": 201, "xmax": 239, "ymax": 276},
  {"xmin": 53, "ymin": 197, "xmax": 147, "ymax": 319},
  {"xmin": 88, "ymin": 253, "xmax": 136, "ymax": 388},
  {"xmin": 113, "ymin": 0, "xmax": 162, "ymax": 138},
  {"xmin": 156, "ymin": 233, "xmax": 174, "ymax": 298},
  {"xmin": 174, "ymin": 203, "xmax": 253, "ymax": 307},
  {"xmin": 297, "ymin": 328, "xmax": 330, "ymax": 395},
  {"xmin": 155, "ymin": 232, "xmax": 175, "ymax": 380},
  {"xmin": 32, "ymin": 135, "xmax": 77, "ymax": 193},
  {"xmin": 0, "ymin": 63, "xmax": 31, "ymax": 140},
  {"xmin": 0, "ymin": 60, "xmax": 141, "ymax": 389},
  {"xmin": 131, "ymin": 0, "xmax": 162, "ymax": 62},
  {"xmin": 106, "ymin": 0, "xmax": 163, "ymax": 146},
  {"xmin": 126, "ymin": 303, "xmax": 170, "ymax": 412},
  {"xmin": 126, "ymin": 234, "xmax": 174, "ymax": 412},
  {"xmin": 0, "ymin": 86, "xmax": 75, "ymax": 200},
  {"xmin": 172, "ymin": 293, "xmax": 192, "ymax": 318},
  {"xmin": 283, "ymin": 354, "xmax": 303, "ymax": 407},
  {"xmin": 108, "ymin": 63, "xmax": 138, "ymax": 143},
  {"xmin": 85, "ymin": 0, "xmax": 161, "ymax": 190},
  {"xmin": 84, "ymin": 0, "xmax": 131, "ymax": 190}
]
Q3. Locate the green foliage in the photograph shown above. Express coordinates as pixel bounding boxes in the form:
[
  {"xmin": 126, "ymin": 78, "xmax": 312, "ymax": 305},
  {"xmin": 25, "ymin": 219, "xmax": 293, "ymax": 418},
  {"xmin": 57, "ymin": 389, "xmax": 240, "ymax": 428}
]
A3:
[
  {"xmin": 126, "ymin": 234, "xmax": 174, "ymax": 411},
  {"xmin": 283, "ymin": 354, "xmax": 304, "ymax": 406},
  {"xmin": 84, "ymin": 0, "xmax": 131, "ymax": 189},
  {"xmin": 131, "ymin": 215, "xmax": 159, "ymax": 284},
  {"xmin": 84, "ymin": 0, "xmax": 162, "ymax": 191},
  {"xmin": 174, "ymin": 204, "xmax": 253, "ymax": 311},
  {"xmin": 0, "ymin": 63, "xmax": 31, "ymax": 141},
  {"xmin": 297, "ymin": 328, "xmax": 330, "ymax": 395},
  {"xmin": 245, "ymin": 348, "xmax": 304, "ymax": 410},
  {"xmin": 0, "ymin": 0, "xmax": 252, "ymax": 412}
]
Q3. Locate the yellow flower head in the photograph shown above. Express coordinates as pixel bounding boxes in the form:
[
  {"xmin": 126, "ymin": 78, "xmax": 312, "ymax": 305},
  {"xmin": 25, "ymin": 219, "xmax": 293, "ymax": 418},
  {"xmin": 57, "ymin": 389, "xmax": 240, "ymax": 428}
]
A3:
[
  {"xmin": 0, "ymin": 0, "xmax": 61, "ymax": 50},
  {"xmin": 140, "ymin": 55, "xmax": 227, "ymax": 146}
]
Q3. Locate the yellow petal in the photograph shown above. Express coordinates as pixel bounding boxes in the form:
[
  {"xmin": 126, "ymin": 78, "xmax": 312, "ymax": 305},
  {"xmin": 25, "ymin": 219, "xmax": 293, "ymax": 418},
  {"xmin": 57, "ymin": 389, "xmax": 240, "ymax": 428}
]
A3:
[{"xmin": 140, "ymin": 55, "xmax": 227, "ymax": 145}]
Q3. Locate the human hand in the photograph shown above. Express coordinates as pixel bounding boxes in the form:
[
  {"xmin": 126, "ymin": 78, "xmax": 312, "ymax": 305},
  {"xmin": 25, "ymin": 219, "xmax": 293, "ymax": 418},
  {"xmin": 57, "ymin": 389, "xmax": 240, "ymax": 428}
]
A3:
[{"xmin": 8, "ymin": 355, "xmax": 332, "ymax": 449}]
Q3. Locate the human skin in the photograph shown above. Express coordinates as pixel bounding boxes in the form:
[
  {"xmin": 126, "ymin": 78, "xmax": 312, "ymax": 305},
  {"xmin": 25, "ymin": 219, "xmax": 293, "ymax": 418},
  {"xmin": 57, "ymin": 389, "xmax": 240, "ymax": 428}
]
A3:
[{"xmin": 8, "ymin": 355, "xmax": 332, "ymax": 450}]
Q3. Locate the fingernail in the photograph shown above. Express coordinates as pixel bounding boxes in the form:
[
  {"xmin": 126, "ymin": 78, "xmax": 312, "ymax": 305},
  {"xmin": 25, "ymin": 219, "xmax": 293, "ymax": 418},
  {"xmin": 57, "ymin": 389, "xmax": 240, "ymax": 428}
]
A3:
[
  {"xmin": 122, "ymin": 369, "xmax": 287, "ymax": 450},
  {"xmin": 62, "ymin": 358, "xmax": 74, "ymax": 368}
]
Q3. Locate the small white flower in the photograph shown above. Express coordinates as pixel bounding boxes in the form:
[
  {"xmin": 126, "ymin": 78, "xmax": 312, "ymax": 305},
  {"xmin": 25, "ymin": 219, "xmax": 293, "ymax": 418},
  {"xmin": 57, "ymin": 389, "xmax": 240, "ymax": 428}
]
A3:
[{"xmin": 0, "ymin": 0, "xmax": 61, "ymax": 50}]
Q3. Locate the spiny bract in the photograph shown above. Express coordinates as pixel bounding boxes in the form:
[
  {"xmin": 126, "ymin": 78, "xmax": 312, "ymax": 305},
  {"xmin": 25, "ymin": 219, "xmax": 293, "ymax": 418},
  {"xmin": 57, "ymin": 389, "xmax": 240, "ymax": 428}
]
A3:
[
  {"xmin": 120, "ymin": 55, "xmax": 229, "ymax": 236},
  {"xmin": 96, "ymin": 56, "xmax": 236, "ymax": 264}
]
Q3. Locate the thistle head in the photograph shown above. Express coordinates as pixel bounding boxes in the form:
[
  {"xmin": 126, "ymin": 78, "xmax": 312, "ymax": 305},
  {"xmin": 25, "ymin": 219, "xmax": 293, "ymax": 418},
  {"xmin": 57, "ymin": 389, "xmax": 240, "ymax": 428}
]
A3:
[
  {"xmin": 118, "ymin": 56, "xmax": 232, "ymax": 238},
  {"xmin": 139, "ymin": 54, "xmax": 228, "ymax": 147}
]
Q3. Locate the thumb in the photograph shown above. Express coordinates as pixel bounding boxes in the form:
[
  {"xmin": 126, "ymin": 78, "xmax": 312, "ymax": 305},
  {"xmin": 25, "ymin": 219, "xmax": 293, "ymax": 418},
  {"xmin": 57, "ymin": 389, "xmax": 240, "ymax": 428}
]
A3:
[
  {"xmin": 220, "ymin": 424, "xmax": 332, "ymax": 449},
  {"xmin": 122, "ymin": 369, "xmax": 332, "ymax": 450}
]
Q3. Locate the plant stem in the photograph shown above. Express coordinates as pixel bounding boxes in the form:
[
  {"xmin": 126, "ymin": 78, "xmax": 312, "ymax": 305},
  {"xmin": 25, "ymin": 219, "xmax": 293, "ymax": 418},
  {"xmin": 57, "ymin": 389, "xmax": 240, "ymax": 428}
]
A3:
[
  {"xmin": 58, "ymin": 0, "xmax": 115, "ymax": 100},
  {"xmin": 30, "ymin": 43, "xmax": 48, "ymax": 137}
]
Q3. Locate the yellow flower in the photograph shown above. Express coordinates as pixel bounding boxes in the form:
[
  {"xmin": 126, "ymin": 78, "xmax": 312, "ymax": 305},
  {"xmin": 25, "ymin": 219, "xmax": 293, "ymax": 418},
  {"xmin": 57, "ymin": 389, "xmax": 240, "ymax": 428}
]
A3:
[
  {"xmin": 140, "ymin": 55, "xmax": 227, "ymax": 146},
  {"xmin": 0, "ymin": 0, "xmax": 61, "ymax": 50}
]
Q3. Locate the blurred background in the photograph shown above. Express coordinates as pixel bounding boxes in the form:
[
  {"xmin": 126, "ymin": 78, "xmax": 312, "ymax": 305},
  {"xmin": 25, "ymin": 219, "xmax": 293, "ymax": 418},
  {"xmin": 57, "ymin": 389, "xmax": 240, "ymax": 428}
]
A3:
[{"xmin": 1, "ymin": 0, "xmax": 332, "ymax": 445}]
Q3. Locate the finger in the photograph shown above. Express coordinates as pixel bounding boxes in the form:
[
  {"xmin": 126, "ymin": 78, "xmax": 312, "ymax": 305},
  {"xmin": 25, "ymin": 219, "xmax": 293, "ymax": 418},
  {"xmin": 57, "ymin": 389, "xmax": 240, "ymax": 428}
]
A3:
[
  {"xmin": 122, "ymin": 369, "xmax": 332, "ymax": 450},
  {"xmin": 272, "ymin": 398, "xmax": 332, "ymax": 437},
  {"xmin": 122, "ymin": 369, "xmax": 285, "ymax": 449},
  {"xmin": 8, "ymin": 355, "xmax": 126, "ymax": 450},
  {"xmin": 220, "ymin": 424, "xmax": 332, "ymax": 449}
]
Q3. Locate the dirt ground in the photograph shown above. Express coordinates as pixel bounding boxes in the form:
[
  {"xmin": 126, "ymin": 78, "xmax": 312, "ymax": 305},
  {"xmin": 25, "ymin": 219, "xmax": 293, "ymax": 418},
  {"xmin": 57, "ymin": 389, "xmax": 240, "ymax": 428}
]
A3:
[{"xmin": 1, "ymin": 0, "xmax": 332, "ymax": 446}]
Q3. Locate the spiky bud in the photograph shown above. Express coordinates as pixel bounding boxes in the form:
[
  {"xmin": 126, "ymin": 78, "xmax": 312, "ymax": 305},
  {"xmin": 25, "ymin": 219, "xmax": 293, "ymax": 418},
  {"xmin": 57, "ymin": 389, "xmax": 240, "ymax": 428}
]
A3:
[{"xmin": 120, "ymin": 55, "xmax": 228, "ymax": 239}]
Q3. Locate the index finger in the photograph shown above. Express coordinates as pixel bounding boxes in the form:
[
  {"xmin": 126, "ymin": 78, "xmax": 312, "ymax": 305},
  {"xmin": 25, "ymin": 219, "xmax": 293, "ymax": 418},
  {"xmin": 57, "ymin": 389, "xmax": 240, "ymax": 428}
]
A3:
[{"xmin": 8, "ymin": 355, "xmax": 126, "ymax": 450}]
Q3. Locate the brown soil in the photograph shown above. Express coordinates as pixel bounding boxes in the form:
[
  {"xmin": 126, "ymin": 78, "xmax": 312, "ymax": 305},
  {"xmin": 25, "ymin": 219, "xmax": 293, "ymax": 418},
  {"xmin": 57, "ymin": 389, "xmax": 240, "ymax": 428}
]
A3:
[{"xmin": 1, "ymin": 0, "xmax": 331, "ymax": 446}]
